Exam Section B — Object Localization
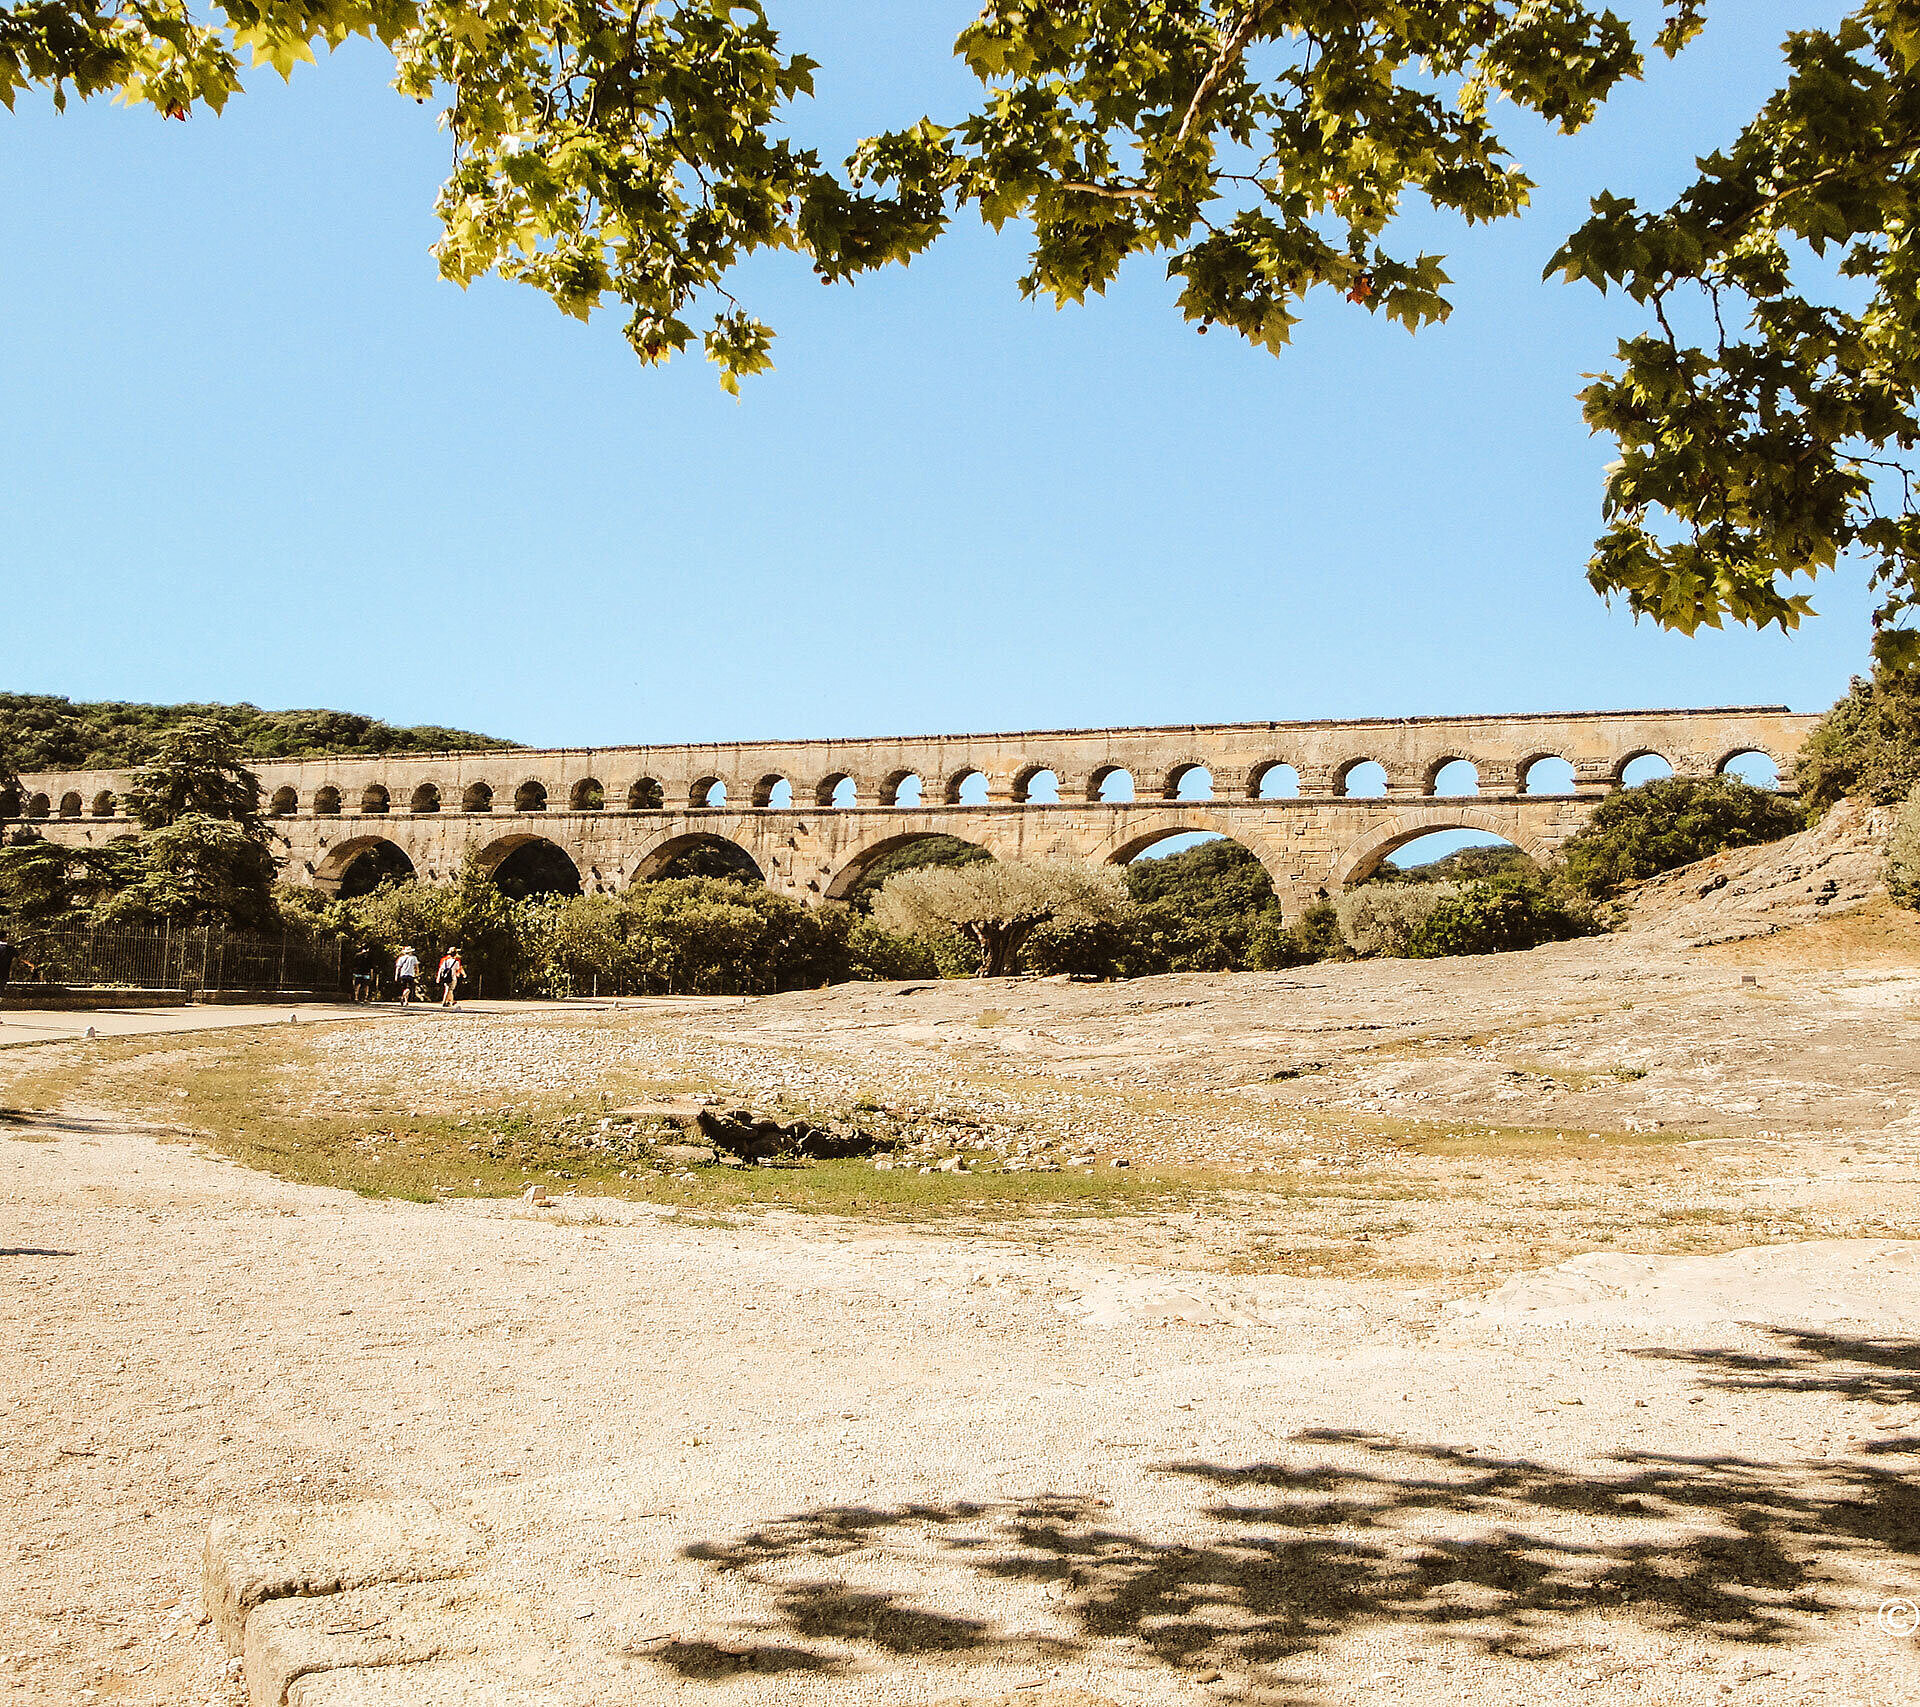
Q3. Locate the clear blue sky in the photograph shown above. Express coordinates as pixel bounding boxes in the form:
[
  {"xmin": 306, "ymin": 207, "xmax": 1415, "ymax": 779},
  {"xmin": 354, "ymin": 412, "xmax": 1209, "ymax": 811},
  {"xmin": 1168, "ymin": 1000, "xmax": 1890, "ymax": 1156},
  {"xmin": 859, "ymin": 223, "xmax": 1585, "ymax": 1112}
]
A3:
[{"xmin": 1, "ymin": 2, "xmax": 1862, "ymax": 751}]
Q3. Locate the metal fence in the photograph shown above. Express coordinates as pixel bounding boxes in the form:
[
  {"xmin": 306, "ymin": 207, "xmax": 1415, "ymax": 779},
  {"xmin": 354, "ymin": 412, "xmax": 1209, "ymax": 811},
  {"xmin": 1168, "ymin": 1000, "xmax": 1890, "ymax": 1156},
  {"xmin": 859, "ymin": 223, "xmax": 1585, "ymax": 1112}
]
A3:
[{"xmin": 12, "ymin": 923, "xmax": 346, "ymax": 995}]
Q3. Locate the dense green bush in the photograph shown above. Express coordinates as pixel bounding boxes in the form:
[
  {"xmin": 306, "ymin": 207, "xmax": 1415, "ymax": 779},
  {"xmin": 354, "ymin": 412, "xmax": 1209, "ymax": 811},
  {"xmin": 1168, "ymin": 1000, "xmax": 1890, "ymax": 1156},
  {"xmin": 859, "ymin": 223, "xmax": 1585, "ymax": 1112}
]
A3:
[
  {"xmin": 1796, "ymin": 663, "xmax": 1920, "ymax": 812},
  {"xmin": 1336, "ymin": 882, "xmax": 1454, "ymax": 956},
  {"xmin": 1117, "ymin": 839, "xmax": 1286, "ymax": 974},
  {"xmin": 1558, "ymin": 775, "xmax": 1805, "ymax": 898},
  {"xmin": 305, "ymin": 872, "xmax": 950, "ymax": 997},
  {"xmin": 1405, "ymin": 869, "xmax": 1593, "ymax": 957}
]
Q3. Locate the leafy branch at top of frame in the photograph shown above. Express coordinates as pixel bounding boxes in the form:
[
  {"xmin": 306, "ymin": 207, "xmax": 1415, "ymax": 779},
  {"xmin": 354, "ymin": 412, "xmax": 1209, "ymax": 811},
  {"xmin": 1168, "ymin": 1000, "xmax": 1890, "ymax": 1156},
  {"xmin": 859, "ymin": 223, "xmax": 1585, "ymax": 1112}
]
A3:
[{"xmin": 1547, "ymin": 1, "xmax": 1920, "ymax": 665}]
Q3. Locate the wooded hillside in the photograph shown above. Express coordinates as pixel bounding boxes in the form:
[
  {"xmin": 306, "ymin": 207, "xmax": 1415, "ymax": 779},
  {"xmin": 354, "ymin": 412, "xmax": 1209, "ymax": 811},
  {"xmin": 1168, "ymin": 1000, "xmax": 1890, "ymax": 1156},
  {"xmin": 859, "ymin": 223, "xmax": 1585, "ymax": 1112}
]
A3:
[{"xmin": 0, "ymin": 696, "xmax": 517, "ymax": 772}]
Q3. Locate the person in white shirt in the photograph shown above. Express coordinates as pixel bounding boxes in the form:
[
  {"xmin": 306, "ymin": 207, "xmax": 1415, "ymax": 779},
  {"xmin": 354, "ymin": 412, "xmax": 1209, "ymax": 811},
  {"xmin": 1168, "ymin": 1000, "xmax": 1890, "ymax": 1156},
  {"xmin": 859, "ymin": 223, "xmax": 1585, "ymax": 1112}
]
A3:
[{"xmin": 394, "ymin": 947, "xmax": 421, "ymax": 1005}]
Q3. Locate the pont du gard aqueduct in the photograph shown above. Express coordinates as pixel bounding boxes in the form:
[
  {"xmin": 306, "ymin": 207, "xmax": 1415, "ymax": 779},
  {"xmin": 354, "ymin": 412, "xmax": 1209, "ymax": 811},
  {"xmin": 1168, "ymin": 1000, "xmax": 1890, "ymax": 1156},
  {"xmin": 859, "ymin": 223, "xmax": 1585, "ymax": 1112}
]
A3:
[{"xmin": 10, "ymin": 706, "xmax": 1817, "ymax": 920}]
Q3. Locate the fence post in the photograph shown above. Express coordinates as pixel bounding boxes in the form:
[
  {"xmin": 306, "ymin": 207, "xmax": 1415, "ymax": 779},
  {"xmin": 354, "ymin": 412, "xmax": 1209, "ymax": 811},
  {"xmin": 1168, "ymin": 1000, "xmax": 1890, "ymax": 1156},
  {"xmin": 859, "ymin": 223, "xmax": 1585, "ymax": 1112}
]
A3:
[{"xmin": 277, "ymin": 933, "xmax": 288, "ymax": 993}]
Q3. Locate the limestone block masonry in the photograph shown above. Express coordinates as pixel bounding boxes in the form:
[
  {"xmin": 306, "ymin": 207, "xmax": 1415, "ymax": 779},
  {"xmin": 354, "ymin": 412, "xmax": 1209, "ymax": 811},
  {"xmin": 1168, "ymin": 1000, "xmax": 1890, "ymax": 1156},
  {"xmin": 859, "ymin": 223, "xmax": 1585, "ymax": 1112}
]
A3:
[{"xmin": 10, "ymin": 706, "xmax": 1816, "ymax": 921}]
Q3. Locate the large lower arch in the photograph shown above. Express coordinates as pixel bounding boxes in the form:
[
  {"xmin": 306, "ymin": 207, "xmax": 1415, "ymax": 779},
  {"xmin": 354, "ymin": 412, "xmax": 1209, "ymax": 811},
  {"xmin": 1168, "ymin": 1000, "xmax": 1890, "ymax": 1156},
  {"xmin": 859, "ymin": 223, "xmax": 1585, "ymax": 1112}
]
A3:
[
  {"xmin": 1331, "ymin": 810, "xmax": 1556, "ymax": 889},
  {"xmin": 312, "ymin": 835, "xmax": 418, "ymax": 898},
  {"xmin": 822, "ymin": 831, "xmax": 992, "ymax": 904},
  {"xmin": 628, "ymin": 832, "xmax": 765, "ymax": 884},
  {"xmin": 477, "ymin": 834, "xmax": 584, "ymax": 898},
  {"xmin": 1095, "ymin": 814, "xmax": 1291, "ymax": 894}
]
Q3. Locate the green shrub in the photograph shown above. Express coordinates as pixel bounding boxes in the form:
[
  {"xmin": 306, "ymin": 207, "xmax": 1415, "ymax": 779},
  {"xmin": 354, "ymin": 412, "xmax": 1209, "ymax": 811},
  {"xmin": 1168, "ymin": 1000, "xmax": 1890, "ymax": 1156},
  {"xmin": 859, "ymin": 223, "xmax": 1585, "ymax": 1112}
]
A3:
[
  {"xmin": 1019, "ymin": 914, "xmax": 1136, "ymax": 977},
  {"xmin": 1559, "ymin": 775, "xmax": 1804, "ymax": 898},
  {"xmin": 1336, "ymin": 883, "xmax": 1454, "ymax": 956},
  {"xmin": 844, "ymin": 917, "xmax": 946, "ymax": 981},
  {"xmin": 1889, "ymin": 787, "xmax": 1920, "ymax": 909},
  {"xmin": 1288, "ymin": 899, "xmax": 1345, "ymax": 961},
  {"xmin": 1245, "ymin": 913, "xmax": 1319, "ymax": 969},
  {"xmin": 1405, "ymin": 870, "xmax": 1593, "ymax": 957},
  {"xmin": 1119, "ymin": 839, "xmax": 1287, "ymax": 973},
  {"xmin": 1796, "ymin": 663, "xmax": 1920, "ymax": 812}
]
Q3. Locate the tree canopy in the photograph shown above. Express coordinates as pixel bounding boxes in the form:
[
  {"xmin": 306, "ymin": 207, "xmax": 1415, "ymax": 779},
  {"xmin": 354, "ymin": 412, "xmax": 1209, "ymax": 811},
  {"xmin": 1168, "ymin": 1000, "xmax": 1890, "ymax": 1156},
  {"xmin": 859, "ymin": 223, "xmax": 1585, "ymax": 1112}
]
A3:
[
  {"xmin": 1557, "ymin": 773, "xmax": 1805, "ymax": 897},
  {"xmin": 12, "ymin": 2, "xmax": 1917, "ymax": 654},
  {"xmin": 872, "ymin": 857, "xmax": 1128, "ymax": 976}
]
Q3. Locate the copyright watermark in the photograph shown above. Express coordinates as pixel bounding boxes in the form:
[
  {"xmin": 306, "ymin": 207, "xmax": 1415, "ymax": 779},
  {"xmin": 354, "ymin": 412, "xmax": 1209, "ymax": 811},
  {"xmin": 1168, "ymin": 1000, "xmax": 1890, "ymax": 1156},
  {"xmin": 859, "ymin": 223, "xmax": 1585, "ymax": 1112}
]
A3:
[{"xmin": 1877, "ymin": 1598, "xmax": 1920, "ymax": 1637}]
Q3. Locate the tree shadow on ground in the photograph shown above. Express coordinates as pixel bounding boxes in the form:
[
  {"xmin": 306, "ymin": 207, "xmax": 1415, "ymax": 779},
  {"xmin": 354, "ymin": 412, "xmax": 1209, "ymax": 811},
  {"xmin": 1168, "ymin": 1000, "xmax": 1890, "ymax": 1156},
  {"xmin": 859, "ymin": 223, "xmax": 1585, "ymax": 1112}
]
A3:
[
  {"xmin": 1639, "ymin": 1329, "xmax": 1920, "ymax": 1407},
  {"xmin": 663, "ymin": 1402, "xmax": 1920, "ymax": 1695}
]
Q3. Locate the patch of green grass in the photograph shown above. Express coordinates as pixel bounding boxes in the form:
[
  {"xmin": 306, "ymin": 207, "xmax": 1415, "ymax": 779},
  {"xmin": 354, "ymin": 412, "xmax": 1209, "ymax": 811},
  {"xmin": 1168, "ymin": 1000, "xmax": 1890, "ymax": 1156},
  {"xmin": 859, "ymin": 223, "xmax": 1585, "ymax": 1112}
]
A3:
[
  {"xmin": 0, "ymin": 1030, "xmax": 1239, "ymax": 1220},
  {"xmin": 1392, "ymin": 1121, "xmax": 1694, "ymax": 1159}
]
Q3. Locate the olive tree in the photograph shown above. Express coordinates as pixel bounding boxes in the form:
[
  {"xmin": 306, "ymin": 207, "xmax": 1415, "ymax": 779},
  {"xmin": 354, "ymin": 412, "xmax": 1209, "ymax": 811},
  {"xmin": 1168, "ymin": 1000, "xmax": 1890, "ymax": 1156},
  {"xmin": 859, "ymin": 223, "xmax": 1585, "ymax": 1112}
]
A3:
[{"xmin": 872, "ymin": 857, "xmax": 1129, "ymax": 977}]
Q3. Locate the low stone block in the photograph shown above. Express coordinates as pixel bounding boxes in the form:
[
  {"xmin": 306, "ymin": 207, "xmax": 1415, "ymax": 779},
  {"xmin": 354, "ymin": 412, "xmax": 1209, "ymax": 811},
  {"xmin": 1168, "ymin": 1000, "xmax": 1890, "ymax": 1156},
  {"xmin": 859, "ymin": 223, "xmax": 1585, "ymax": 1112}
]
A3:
[{"xmin": 202, "ymin": 1500, "xmax": 483, "ymax": 1655}]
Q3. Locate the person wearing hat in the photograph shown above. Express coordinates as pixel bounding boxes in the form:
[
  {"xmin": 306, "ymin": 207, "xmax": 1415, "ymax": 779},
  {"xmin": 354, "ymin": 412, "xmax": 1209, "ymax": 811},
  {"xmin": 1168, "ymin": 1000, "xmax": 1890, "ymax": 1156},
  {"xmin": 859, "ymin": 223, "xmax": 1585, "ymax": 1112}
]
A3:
[{"xmin": 393, "ymin": 945, "xmax": 421, "ymax": 1006}]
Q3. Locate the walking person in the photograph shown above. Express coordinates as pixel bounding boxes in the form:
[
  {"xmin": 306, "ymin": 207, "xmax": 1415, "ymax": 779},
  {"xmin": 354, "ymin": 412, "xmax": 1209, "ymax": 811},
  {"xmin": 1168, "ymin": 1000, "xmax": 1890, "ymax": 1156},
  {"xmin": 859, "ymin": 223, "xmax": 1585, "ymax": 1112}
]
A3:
[
  {"xmin": 350, "ymin": 943, "xmax": 377, "ymax": 1004},
  {"xmin": 394, "ymin": 945, "xmax": 421, "ymax": 1006},
  {"xmin": 437, "ymin": 946, "xmax": 466, "ymax": 1009},
  {"xmin": 0, "ymin": 930, "xmax": 15, "ymax": 1011}
]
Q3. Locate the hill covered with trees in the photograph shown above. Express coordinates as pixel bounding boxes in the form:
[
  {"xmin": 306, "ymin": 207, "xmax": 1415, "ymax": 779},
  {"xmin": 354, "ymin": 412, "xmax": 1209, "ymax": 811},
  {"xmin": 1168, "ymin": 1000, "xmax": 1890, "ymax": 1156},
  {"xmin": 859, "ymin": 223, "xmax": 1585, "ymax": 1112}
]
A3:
[{"xmin": 0, "ymin": 695, "xmax": 517, "ymax": 774}]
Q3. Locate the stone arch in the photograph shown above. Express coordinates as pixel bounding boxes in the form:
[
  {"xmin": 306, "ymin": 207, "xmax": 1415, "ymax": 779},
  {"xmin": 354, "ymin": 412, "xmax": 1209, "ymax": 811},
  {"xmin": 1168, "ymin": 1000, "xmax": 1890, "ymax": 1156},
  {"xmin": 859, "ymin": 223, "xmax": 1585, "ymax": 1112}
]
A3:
[
  {"xmin": 89, "ymin": 790, "xmax": 117, "ymax": 818},
  {"xmin": 1331, "ymin": 810, "xmax": 1553, "ymax": 889},
  {"xmin": 880, "ymin": 770, "xmax": 923, "ymax": 807},
  {"xmin": 269, "ymin": 786, "xmax": 298, "ymax": 817},
  {"xmin": 411, "ymin": 783, "xmax": 441, "ymax": 814},
  {"xmin": 1518, "ymin": 752, "xmax": 1576, "ymax": 795},
  {"xmin": 1333, "ymin": 758, "xmax": 1389, "ymax": 798},
  {"xmin": 690, "ymin": 776, "xmax": 728, "ymax": 808},
  {"xmin": 23, "ymin": 793, "xmax": 48, "ymax": 819},
  {"xmin": 1094, "ymin": 813, "xmax": 1291, "ymax": 892},
  {"xmin": 58, "ymin": 791, "xmax": 82, "ymax": 818},
  {"xmin": 814, "ymin": 772, "xmax": 857, "ymax": 808},
  {"xmin": 570, "ymin": 777, "xmax": 605, "ymax": 811},
  {"xmin": 476, "ymin": 833, "xmax": 583, "ymax": 898},
  {"xmin": 462, "ymin": 781, "xmax": 494, "ymax": 813},
  {"xmin": 312, "ymin": 835, "xmax": 418, "ymax": 898},
  {"xmin": 515, "ymin": 779, "xmax": 549, "ymax": 813},
  {"xmin": 1425, "ymin": 757, "xmax": 1478, "ymax": 797},
  {"xmin": 1013, "ymin": 762, "xmax": 1064, "ymax": 803},
  {"xmin": 1159, "ymin": 760, "xmax": 1212, "ymax": 801},
  {"xmin": 1615, "ymin": 749, "xmax": 1674, "ymax": 787},
  {"xmin": 628, "ymin": 777, "xmax": 664, "ymax": 811},
  {"xmin": 1715, "ymin": 746, "xmax": 1784, "ymax": 788},
  {"xmin": 945, "ymin": 768, "xmax": 989, "ymax": 805},
  {"xmin": 313, "ymin": 786, "xmax": 342, "ymax": 817},
  {"xmin": 1088, "ymin": 765, "xmax": 1135, "ymax": 802},
  {"xmin": 752, "ymin": 773, "xmax": 792, "ymax": 808},
  {"xmin": 361, "ymin": 782, "xmax": 390, "ymax": 815},
  {"xmin": 1246, "ymin": 760, "xmax": 1299, "ymax": 799},
  {"xmin": 821, "ymin": 831, "xmax": 992, "ymax": 903},
  {"xmin": 628, "ymin": 832, "xmax": 765, "ymax": 884}
]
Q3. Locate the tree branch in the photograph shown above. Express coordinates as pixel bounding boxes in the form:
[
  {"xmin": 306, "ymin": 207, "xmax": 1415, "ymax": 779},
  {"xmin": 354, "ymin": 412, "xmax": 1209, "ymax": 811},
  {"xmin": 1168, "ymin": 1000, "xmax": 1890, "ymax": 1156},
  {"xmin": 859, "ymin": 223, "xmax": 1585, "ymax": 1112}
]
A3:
[{"xmin": 1176, "ymin": 2, "xmax": 1267, "ymax": 147}]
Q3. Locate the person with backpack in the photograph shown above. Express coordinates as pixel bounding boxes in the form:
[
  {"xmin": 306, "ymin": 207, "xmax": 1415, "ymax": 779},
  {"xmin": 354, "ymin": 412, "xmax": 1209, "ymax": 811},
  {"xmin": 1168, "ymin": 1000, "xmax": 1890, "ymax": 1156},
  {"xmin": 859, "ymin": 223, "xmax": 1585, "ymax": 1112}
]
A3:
[{"xmin": 437, "ymin": 947, "xmax": 466, "ymax": 1008}]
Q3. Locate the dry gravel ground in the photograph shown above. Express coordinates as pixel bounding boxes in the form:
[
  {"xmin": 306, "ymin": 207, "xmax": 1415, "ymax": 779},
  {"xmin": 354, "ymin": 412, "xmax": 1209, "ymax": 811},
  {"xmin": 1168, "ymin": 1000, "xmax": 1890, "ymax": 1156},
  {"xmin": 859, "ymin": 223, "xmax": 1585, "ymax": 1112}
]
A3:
[{"xmin": 6, "ymin": 818, "xmax": 1920, "ymax": 1707}]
